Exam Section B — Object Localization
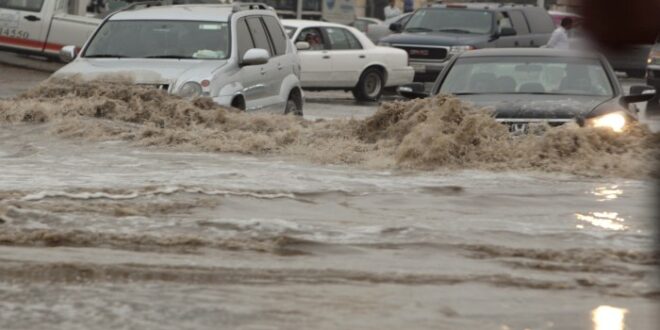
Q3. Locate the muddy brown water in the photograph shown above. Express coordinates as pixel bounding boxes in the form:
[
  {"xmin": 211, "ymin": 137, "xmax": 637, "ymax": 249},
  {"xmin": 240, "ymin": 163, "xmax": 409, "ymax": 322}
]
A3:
[{"xmin": 0, "ymin": 80, "xmax": 658, "ymax": 329}]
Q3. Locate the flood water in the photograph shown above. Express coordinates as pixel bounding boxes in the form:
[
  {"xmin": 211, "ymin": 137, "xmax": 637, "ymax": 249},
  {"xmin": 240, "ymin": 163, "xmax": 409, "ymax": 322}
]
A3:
[{"xmin": 0, "ymin": 79, "xmax": 658, "ymax": 329}]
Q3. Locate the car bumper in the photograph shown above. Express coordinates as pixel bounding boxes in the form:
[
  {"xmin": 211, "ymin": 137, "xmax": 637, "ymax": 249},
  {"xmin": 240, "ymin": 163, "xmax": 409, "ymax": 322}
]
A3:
[
  {"xmin": 386, "ymin": 67, "xmax": 415, "ymax": 87},
  {"xmin": 409, "ymin": 60, "xmax": 446, "ymax": 82}
]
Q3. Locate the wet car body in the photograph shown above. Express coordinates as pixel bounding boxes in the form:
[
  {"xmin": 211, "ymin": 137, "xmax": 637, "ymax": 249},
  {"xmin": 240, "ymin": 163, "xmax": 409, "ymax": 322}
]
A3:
[{"xmin": 399, "ymin": 48, "xmax": 656, "ymax": 132}]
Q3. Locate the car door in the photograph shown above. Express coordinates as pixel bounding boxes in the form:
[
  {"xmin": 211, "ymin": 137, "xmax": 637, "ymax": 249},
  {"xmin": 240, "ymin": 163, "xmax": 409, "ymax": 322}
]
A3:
[
  {"xmin": 262, "ymin": 15, "xmax": 290, "ymax": 111},
  {"xmin": 236, "ymin": 17, "xmax": 269, "ymax": 111},
  {"xmin": 0, "ymin": 0, "xmax": 50, "ymax": 53},
  {"xmin": 507, "ymin": 10, "xmax": 534, "ymax": 47},
  {"xmin": 294, "ymin": 27, "xmax": 332, "ymax": 88},
  {"xmin": 321, "ymin": 26, "xmax": 367, "ymax": 87}
]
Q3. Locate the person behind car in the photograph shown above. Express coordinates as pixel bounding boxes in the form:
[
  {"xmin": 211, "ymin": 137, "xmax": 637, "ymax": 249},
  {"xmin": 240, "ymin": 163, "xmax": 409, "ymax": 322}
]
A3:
[
  {"xmin": 545, "ymin": 17, "xmax": 573, "ymax": 49},
  {"xmin": 384, "ymin": 0, "xmax": 402, "ymax": 20}
]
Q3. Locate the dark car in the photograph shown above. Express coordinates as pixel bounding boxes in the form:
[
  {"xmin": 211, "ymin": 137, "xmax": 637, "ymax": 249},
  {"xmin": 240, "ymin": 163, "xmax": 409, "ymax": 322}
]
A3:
[
  {"xmin": 398, "ymin": 48, "xmax": 656, "ymax": 133},
  {"xmin": 646, "ymin": 37, "xmax": 660, "ymax": 113},
  {"xmin": 379, "ymin": 3, "xmax": 555, "ymax": 82}
]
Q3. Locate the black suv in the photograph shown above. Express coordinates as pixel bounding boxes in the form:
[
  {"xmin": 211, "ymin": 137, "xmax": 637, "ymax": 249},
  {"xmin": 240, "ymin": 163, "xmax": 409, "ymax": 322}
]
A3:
[{"xmin": 379, "ymin": 3, "xmax": 556, "ymax": 81}]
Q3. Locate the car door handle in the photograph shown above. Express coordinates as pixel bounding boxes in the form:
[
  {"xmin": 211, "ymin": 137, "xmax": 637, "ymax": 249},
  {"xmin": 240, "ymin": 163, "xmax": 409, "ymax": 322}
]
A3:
[
  {"xmin": 358, "ymin": 55, "xmax": 366, "ymax": 59},
  {"xmin": 530, "ymin": 40, "xmax": 536, "ymax": 46},
  {"xmin": 24, "ymin": 15, "xmax": 41, "ymax": 22},
  {"xmin": 260, "ymin": 68, "xmax": 266, "ymax": 75},
  {"xmin": 322, "ymin": 55, "xmax": 330, "ymax": 59},
  {"xmin": 277, "ymin": 63, "xmax": 283, "ymax": 70},
  {"xmin": 514, "ymin": 41, "xmax": 519, "ymax": 47}
]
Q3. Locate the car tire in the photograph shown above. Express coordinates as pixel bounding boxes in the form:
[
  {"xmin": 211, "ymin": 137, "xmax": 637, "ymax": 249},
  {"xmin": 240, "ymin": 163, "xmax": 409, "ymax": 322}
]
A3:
[
  {"xmin": 352, "ymin": 67, "xmax": 384, "ymax": 102},
  {"xmin": 284, "ymin": 91, "xmax": 303, "ymax": 116}
]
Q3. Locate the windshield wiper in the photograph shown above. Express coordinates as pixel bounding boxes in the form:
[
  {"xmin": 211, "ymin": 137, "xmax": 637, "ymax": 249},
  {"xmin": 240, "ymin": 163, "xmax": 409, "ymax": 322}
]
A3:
[
  {"xmin": 404, "ymin": 27, "xmax": 433, "ymax": 32},
  {"xmin": 85, "ymin": 54, "xmax": 127, "ymax": 58},
  {"xmin": 437, "ymin": 28, "xmax": 472, "ymax": 34},
  {"xmin": 145, "ymin": 55, "xmax": 193, "ymax": 59}
]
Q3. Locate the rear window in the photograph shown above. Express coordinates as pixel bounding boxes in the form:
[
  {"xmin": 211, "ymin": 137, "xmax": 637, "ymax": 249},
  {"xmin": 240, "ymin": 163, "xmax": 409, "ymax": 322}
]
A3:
[{"xmin": 0, "ymin": 0, "xmax": 44, "ymax": 12}]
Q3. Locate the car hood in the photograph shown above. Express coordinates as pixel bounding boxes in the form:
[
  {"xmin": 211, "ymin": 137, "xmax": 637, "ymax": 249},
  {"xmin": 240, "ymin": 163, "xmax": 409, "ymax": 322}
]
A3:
[
  {"xmin": 455, "ymin": 94, "xmax": 611, "ymax": 119},
  {"xmin": 53, "ymin": 58, "xmax": 227, "ymax": 84},
  {"xmin": 381, "ymin": 32, "xmax": 490, "ymax": 46}
]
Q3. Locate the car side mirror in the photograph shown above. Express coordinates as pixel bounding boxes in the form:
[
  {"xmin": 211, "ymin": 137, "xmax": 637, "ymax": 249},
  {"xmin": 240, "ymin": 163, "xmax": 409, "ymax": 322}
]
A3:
[
  {"xmin": 389, "ymin": 22, "xmax": 402, "ymax": 33},
  {"xmin": 59, "ymin": 45, "xmax": 78, "ymax": 63},
  {"xmin": 397, "ymin": 83, "xmax": 428, "ymax": 99},
  {"xmin": 295, "ymin": 41, "xmax": 310, "ymax": 51},
  {"xmin": 623, "ymin": 85, "xmax": 656, "ymax": 103},
  {"xmin": 499, "ymin": 27, "xmax": 516, "ymax": 37},
  {"xmin": 241, "ymin": 48, "xmax": 269, "ymax": 66}
]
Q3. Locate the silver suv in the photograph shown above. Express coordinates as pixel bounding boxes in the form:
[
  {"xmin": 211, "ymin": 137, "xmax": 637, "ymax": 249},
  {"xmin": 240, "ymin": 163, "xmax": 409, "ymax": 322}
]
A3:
[{"xmin": 55, "ymin": 3, "xmax": 303, "ymax": 115}]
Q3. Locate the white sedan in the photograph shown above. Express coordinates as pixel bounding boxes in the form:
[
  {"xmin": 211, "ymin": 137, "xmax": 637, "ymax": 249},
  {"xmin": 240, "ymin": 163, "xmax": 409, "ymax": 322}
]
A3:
[{"xmin": 283, "ymin": 20, "xmax": 414, "ymax": 101}]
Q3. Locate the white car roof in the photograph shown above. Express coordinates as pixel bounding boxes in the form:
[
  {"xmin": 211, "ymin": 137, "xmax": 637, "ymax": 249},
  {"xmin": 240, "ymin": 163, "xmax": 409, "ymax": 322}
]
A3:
[
  {"xmin": 110, "ymin": 5, "xmax": 248, "ymax": 21},
  {"xmin": 281, "ymin": 20, "xmax": 351, "ymax": 29}
]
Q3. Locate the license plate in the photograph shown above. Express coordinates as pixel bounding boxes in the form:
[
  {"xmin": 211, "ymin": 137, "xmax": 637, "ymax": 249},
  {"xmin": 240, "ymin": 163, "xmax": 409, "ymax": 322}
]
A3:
[{"xmin": 411, "ymin": 64, "xmax": 426, "ymax": 73}]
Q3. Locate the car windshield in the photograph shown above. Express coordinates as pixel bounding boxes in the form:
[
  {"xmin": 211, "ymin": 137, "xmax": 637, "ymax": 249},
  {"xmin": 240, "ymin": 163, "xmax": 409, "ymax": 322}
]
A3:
[
  {"xmin": 285, "ymin": 26, "xmax": 296, "ymax": 39},
  {"xmin": 84, "ymin": 20, "xmax": 230, "ymax": 59},
  {"xmin": 439, "ymin": 56, "xmax": 614, "ymax": 97},
  {"xmin": 404, "ymin": 8, "xmax": 493, "ymax": 34}
]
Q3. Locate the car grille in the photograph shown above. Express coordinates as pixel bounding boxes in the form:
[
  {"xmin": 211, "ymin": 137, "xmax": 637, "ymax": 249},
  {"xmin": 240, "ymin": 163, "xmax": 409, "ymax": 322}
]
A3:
[
  {"xmin": 394, "ymin": 45, "xmax": 448, "ymax": 61},
  {"xmin": 497, "ymin": 119, "xmax": 572, "ymax": 134}
]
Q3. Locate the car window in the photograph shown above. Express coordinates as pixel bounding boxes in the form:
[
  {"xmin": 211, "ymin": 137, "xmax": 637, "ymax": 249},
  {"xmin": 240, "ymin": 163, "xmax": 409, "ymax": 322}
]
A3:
[
  {"xmin": 496, "ymin": 12, "xmax": 513, "ymax": 33},
  {"xmin": 507, "ymin": 10, "xmax": 530, "ymax": 34},
  {"xmin": 0, "ymin": 0, "xmax": 44, "ymax": 12},
  {"xmin": 246, "ymin": 16, "xmax": 272, "ymax": 56},
  {"xmin": 439, "ymin": 57, "xmax": 613, "ymax": 97},
  {"xmin": 523, "ymin": 8, "xmax": 555, "ymax": 33},
  {"xmin": 352, "ymin": 20, "xmax": 368, "ymax": 32},
  {"xmin": 343, "ymin": 29, "xmax": 362, "ymax": 50},
  {"xmin": 295, "ymin": 27, "xmax": 327, "ymax": 51},
  {"xmin": 236, "ymin": 18, "xmax": 255, "ymax": 61},
  {"xmin": 324, "ymin": 27, "xmax": 354, "ymax": 50},
  {"xmin": 263, "ymin": 16, "xmax": 287, "ymax": 56}
]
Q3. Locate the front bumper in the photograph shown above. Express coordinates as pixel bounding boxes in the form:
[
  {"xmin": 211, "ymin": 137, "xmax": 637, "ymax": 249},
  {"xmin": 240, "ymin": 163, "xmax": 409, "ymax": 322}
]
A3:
[{"xmin": 409, "ymin": 60, "xmax": 447, "ymax": 82}]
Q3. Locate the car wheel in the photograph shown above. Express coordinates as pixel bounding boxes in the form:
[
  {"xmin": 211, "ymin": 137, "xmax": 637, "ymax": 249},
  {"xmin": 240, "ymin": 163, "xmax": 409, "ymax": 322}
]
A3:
[
  {"xmin": 284, "ymin": 95, "xmax": 303, "ymax": 116},
  {"xmin": 353, "ymin": 68, "xmax": 384, "ymax": 102}
]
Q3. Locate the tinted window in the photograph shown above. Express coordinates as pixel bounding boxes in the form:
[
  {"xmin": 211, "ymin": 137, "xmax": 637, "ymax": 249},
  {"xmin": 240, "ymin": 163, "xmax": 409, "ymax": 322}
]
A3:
[
  {"xmin": 296, "ymin": 28, "xmax": 327, "ymax": 51},
  {"xmin": 263, "ymin": 16, "xmax": 287, "ymax": 56},
  {"xmin": 0, "ymin": 0, "xmax": 44, "ymax": 12},
  {"xmin": 507, "ymin": 10, "xmax": 530, "ymax": 34},
  {"xmin": 523, "ymin": 8, "xmax": 555, "ymax": 34},
  {"xmin": 439, "ymin": 57, "xmax": 613, "ymax": 97},
  {"xmin": 236, "ymin": 18, "xmax": 255, "ymax": 60},
  {"xmin": 405, "ymin": 9, "xmax": 494, "ymax": 34},
  {"xmin": 246, "ymin": 16, "xmax": 272, "ymax": 55},
  {"xmin": 325, "ymin": 27, "xmax": 355, "ymax": 50},
  {"xmin": 84, "ymin": 20, "xmax": 230, "ymax": 59}
]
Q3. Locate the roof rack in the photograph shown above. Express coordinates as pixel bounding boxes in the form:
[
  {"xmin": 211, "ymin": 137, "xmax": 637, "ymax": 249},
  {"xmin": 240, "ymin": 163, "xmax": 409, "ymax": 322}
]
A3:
[{"xmin": 232, "ymin": 2, "xmax": 273, "ymax": 12}]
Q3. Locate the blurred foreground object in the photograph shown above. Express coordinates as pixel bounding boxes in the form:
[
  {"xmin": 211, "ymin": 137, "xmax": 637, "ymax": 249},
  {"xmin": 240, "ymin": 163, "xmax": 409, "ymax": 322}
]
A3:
[{"xmin": 581, "ymin": 0, "xmax": 660, "ymax": 47}]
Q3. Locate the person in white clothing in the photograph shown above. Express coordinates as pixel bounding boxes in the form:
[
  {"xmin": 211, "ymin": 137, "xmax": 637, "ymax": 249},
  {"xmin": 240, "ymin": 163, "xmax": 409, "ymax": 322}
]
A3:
[
  {"xmin": 545, "ymin": 17, "xmax": 573, "ymax": 49},
  {"xmin": 384, "ymin": 0, "xmax": 402, "ymax": 20}
]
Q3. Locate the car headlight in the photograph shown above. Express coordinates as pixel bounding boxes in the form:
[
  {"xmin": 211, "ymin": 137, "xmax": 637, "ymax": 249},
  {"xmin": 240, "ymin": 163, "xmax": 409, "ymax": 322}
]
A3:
[
  {"xmin": 449, "ymin": 45, "xmax": 474, "ymax": 55},
  {"xmin": 587, "ymin": 112, "xmax": 627, "ymax": 133},
  {"xmin": 378, "ymin": 41, "xmax": 391, "ymax": 47},
  {"xmin": 178, "ymin": 82, "xmax": 202, "ymax": 98}
]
